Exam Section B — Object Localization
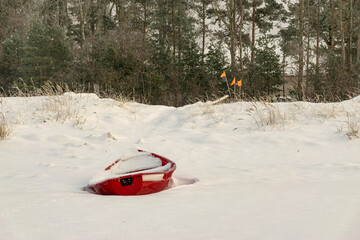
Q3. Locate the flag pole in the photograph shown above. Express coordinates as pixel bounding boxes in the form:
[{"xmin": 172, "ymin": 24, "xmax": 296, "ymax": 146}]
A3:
[
  {"xmin": 221, "ymin": 72, "xmax": 232, "ymax": 98},
  {"xmin": 237, "ymin": 80, "xmax": 242, "ymax": 100},
  {"xmin": 234, "ymin": 81, "xmax": 236, "ymax": 100},
  {"xmin": 239, "ymin": 85, "xmax": 241, "ymax": 99},
  {"xmin": 226, "ymin": 80, "xmax": 231, "ymax": 98}
]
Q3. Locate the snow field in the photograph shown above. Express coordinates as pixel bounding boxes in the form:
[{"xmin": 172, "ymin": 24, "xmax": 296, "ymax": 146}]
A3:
[{"xmin": 1, "ymin": 93, "xmax": 360, "ymax": 240}]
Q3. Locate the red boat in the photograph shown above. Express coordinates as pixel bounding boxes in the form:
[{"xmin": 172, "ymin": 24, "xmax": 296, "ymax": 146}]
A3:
[{"xmin": 89, "ymin": 150, "xmax": 176, "ymax": 195}]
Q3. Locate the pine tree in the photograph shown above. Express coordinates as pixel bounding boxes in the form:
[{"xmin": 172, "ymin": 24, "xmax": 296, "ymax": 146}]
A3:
[
  {"xmin": 205, "ymin": 42, "xmax": 228, "ymax": 95},
  {"xmin": 0, "ymin": 35, "xmax": 25, "ymax": 91},
  {"xmin": 20, "ymin": 20, "xmax": 72, "ymax": 86},
  {"xmin": 247, "ymin": 37, "xmax": 283, "ymax": 96}
]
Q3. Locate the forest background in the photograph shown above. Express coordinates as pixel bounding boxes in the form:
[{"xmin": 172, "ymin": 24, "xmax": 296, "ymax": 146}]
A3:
[{"xmin": 0, "ymin": 0, "xmax": 359, "ymax": 106}]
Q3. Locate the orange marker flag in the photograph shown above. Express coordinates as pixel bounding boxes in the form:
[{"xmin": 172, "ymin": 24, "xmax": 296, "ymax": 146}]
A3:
[
  {"xmin": 231, "ymin": 77, "xmax": 236, "ymax": 86},
  {"xmin": 220, "ymin": 72, "xmax": 228, "ymax": 82},
  {"xmin": 237, "ymin": 80, "xmax": 242, "ymax": 86}
]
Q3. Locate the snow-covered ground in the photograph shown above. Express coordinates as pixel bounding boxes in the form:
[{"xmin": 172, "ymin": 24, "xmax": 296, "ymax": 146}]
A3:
[{"xmin": 1, "ymin": 93, "xmax": 360, "ymax": 240}]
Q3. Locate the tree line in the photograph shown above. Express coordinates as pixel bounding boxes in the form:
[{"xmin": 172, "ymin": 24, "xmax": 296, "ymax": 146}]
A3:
[{"xmin": 0, "ymin": 0, "xmax": 359, "ymax": 106}]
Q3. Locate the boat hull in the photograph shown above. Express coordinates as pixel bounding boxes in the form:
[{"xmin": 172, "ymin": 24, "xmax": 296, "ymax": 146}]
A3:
[{"xmin": 89, "ymin": 151, "xmax": 176, "ymax": 195}]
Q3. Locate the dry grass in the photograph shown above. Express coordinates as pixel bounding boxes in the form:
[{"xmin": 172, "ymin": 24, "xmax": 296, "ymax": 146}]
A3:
[
  {"xmin": 198, "ymin": 103, "xmax": 225, "ymax": 124},
  {"xmin": 345, "ymin": 113, "xmax": 360, "ymax": 139},
  {"xmin": 309, "ymin": 103, "xmax": 344, "ymax": 120},
  {"xmin": 33, "ymin": 82, "xmax": 81, "ymax": 123},
  {"xmin": 12, "ymin": 81, "xmax": 88, "ymax": 125},
  {"xmin": 246, "ymin": 101, "xmax": 288, "ymax": 128},
  {"xmin": 99, "ymin": 92, "xmax": 132, "ymax": 108},
  {"xmin": 10, "ymin": 80, "xmax": 71, "ymax": 97},
  {"xmin": 246, "ymin": 100, "xmax": 360, "ymax": 140},
  {"xmin": 182, "ymin": 100, "xmax": 225, "ymax": 128},
  {"xmin": 1, "ymin": 81, "xmax": 88, "ymax": 132},
  {"xmin": 0, "ymin": 112, "xmax": 13, "ymax": 140},
  {"xmin": 39, "ymin": 94, "xmax": 85, "ymax": 124},
  {"xmin": 199, "ymin": 103, "xmax": 215, "ymax": 115},
  {"xmin": 7, "ymin": 81, "xmax": 133, "ymax": 128},
  {"xmin": 246, "ymin": 99, "xmax": 360, "ymax": 141}
]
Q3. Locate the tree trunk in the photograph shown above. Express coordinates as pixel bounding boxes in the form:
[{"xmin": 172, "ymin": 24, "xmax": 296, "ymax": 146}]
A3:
[
  {"xmin": 330, "ymin": 0, "xmax": 334, "ymax": 50},
  {"xmin": 211, "ymin": 0, "xmax": 237, "ymax": 74},
  {"xmin": 339, "ymin": 0, "xmax": 345, "ymax": 68},
  {"xmin": 116, "ymin": 0, "xmax": 124, "ymax": 31},
  {"xmin": 349, "ymin": 0, "xmax": 353, "ymax": 68},
  {"xmin": 357, "ymin": 34, "xmax": 360, "ymax": 64},
  {"xmin": 172, "ymin": 0, "xmax": 176, "ymax": 59},
  {"xmin": 202, "ymin": 0, "xmax": 206, "ymax": 63},
  {"xmin": 56, "ymin": 0, "xmax": 60, "ymax": 25},
  {"xmin": 89, "ymin": 0, "xmax": 95, "ymax": 36},
  {"xmin": 251, "ymin": 0, "xmax": 255, "ymax": 65},
  {"xmin": 316, "ymin": 0, "xmax": 319, "ymax": 71},
  {"xmin": 314, "ymin": 0, "xmax": 320, "ymax": 95},
  {"xmin": 298, "ymin": 0, "xmax": 304, "ymax": 100},
  {"xmin": 230, "ymin": 0, "xmax": 236, "ymax": 74},
  {"xmin": 142, "ymin": 0, "xmax": 147, "ymax": 44},
  {"xmin": 94, "ymin": 1, "xmax": 105, "ymax": 36},
  {"xmin": 178, "ymin": 25, "xmax": 182, "ymax": 61},
  {"xmin": 63, "ymin": 0, "xmax": 71, "ymax": 27},
  {"xmin": 305, "ymin": 0, "xmax": 311, "ymax": 94},
  {"xmin": 282, "ymin": 52, "xmax": 286, "ymax": 97},
  {"xmin": 78, "ymin": 0, "xmax": 86, "ymax": 45},
  {"xmin": 239, "ymin": 0, "xmax": 244, "ymax": 72}
]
